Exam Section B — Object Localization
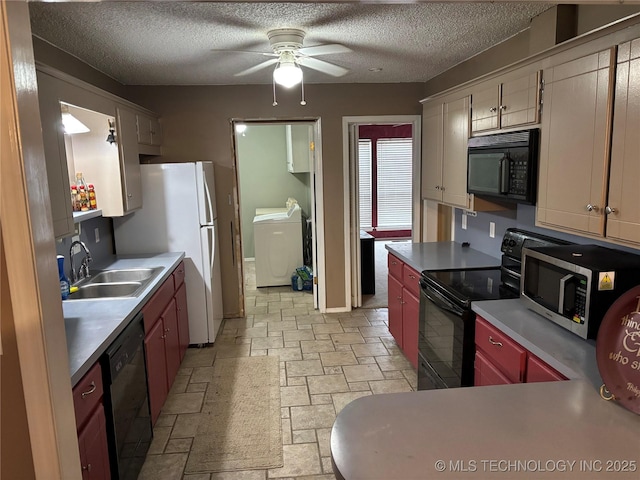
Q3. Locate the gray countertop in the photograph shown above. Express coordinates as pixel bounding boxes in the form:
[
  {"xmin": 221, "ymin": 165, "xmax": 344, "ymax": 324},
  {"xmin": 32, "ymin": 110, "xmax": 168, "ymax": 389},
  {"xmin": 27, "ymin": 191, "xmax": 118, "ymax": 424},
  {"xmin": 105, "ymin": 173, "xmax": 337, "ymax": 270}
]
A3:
[
  {"xmin": 472, "ymin": 298, "xmax": 602, "ymax": 388},
  {"xmin": 64, "ymin": 252, "xmax": 184, "ymax": 386},
  {"xmin": 385, "ymin": 241, "xmax": 501, "ymax": 272},
  {"xmin": 331, "ymin": 379, "xmax": 640, "ymax": 480}
]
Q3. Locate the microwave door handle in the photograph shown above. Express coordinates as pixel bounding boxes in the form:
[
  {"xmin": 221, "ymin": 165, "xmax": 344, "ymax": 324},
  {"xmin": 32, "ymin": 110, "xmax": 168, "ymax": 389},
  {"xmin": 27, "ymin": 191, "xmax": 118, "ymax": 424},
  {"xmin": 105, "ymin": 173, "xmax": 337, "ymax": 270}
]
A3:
[
  {"xmin": 499, "ymin": 155, "xmax": 510, "ymax": 194},
  {"xmin": 558, "ymin": 274, "xmax": 573, "ymax": 314}
]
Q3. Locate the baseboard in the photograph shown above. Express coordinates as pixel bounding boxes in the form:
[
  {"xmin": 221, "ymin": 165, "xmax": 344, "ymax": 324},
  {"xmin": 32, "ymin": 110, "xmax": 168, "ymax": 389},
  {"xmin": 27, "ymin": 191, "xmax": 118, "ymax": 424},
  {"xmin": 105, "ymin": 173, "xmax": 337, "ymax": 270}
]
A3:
[{"xmin": 324, "ymin": 307, "xmax": 351, "ymax": 313}]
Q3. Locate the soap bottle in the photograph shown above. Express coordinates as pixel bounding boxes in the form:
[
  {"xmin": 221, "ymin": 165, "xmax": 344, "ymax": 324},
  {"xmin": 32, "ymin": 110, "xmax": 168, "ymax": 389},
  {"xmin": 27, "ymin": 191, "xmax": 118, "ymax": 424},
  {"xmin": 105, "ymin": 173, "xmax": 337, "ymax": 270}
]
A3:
[{"xmin": 57, "ymin": 255, "xmax": 70, "ymax": 300}]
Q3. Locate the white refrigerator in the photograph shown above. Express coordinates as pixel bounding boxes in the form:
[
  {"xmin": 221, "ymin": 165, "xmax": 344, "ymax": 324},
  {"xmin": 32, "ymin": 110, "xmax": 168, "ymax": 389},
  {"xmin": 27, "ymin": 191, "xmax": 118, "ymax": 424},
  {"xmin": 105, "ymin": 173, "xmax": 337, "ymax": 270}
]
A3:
[{"xmin": 113, "ymin": 162, "xmax": 223, "ymax": 344}]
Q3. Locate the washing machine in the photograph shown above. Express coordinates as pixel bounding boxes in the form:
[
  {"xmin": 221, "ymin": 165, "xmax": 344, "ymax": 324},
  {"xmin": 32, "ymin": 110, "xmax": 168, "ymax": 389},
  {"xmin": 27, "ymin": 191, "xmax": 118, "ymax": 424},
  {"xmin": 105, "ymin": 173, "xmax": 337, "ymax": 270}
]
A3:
[{"xmin": 253, "ymin": 204, "xmax": 303, "ymax": 287}]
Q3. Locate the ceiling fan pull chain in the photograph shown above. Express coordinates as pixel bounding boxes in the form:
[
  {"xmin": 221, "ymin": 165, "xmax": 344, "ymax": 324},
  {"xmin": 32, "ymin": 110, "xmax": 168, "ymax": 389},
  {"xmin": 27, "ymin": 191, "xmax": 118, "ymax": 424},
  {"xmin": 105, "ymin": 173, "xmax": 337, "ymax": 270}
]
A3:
[
  {"xmin": 272, "ymin": 77, "xmax": 278, "ymax": 106},
  {"xmin": 300, "ymin": 75, "xmax": 306, "ymax": 106}
]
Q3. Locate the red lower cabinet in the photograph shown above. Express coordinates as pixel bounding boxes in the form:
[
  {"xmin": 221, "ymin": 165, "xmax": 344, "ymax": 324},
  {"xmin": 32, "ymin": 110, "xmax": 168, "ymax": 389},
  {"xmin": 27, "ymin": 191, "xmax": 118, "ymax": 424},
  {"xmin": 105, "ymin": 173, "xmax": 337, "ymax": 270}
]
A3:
[
  {"xmin": 73, "ymin": 362, "xmax": 110, "ymax": 480},
  {"xmin": 145, "ymin": 319, "xmax": 169, "ymax": 425},
  {"xmin": 175, "ymin": 282, "xmax": 190, "ymax": 361},
  {"xmin": 142, "ymin": 262, "xmax": 191, "ymax": 426},
  {"xmin": 163, "ymin": 298, "xmax": 181, "ymax": 388},
  {"xmin": 77, "ymin": 406, "xmax": 111, "ymax": 480},
  {"xmin": 474, "ymin": 316, "xmax": 569, "ymax": 387},
  {"xmin": 526, "ymin": 354, "xmax": 568, "ymax": 382},
  {"xmin": 388, "ymin": 274, "xmax": 404, "ymax": 348},
  {"xmin": 387, "ymin": 254, "xmax": 421, "ymax": 369},
  {"xmin": 402, "ymin": 289, "xmax": 419, "ymax": 369},
  {"xmin": 475, "ymin": 351, "xmax": 512, "ymax": 386}
]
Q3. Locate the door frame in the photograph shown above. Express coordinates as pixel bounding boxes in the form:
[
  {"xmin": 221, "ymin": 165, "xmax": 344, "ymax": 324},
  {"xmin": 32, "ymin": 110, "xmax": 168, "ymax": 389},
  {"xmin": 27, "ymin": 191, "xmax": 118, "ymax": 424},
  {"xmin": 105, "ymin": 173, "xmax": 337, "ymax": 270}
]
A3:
[
  {"xmin": 231, "ymin": 117, "xmax": 325, "ymax": 312},
  {"xmin": 342, "ymin": 115, "xmax": 422, "ymax": 309}
]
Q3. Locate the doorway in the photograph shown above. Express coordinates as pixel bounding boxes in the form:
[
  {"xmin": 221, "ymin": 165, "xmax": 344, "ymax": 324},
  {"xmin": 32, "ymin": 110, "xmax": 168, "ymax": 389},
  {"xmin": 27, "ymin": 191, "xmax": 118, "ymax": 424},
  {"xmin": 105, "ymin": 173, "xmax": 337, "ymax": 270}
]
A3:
[
  {"xmin": 342, "ymin": 115, "xmax": 422, "ymax": 310},
  {"xmin": 232, "ymin": 119, "xmax": 322, "ymax": 315}
]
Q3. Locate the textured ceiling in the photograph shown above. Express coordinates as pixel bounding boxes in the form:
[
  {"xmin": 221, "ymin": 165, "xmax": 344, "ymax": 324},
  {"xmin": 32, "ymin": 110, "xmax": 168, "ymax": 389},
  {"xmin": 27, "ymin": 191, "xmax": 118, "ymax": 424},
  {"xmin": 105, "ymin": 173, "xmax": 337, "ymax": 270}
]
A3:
[{"xmin": 29, "ymin": 2, "xmax": 554, "ymax": 86}]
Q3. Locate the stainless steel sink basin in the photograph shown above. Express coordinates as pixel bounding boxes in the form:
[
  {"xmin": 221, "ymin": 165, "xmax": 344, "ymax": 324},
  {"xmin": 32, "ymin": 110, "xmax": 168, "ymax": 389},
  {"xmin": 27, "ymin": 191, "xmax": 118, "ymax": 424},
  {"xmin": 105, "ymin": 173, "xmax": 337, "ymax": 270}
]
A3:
[
  {"xmin": 88, "ymin": 267, "xmax": 163, "ymax": 284},
  {"xmin": 65, "ymin": 266, "xmax": 164, "ymax": 300},
  {"xmin": 68, "ymin": 282, "xmax": 143, "ymax": 300}
]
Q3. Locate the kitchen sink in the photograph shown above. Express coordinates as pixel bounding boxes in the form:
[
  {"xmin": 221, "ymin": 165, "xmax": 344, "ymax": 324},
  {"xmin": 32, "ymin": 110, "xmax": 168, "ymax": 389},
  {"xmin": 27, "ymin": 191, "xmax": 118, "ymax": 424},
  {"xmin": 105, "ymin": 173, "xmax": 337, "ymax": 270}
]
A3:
[
  {"xmin": 88, "ymin": 267, "xmax": 163, "ymax": 284},
  {"xmin": 65, "ymin": 267, "xmax": 164, "ymax": 300},
  {"xmin": 67, "ymin": 282, "xmax": 144, "ymax": 299}
]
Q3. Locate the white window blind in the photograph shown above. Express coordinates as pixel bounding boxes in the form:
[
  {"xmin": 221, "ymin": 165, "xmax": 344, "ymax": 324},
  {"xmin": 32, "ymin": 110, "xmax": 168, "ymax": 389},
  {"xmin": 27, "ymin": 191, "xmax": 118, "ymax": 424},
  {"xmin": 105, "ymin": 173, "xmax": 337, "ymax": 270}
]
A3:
[
  {"xmin": 377, "ymin": 138, "xmax": 412, "ymax": 230},
  {"xmin": 358, "ymin": 139, "xmax": 372, "ymax": 230}
]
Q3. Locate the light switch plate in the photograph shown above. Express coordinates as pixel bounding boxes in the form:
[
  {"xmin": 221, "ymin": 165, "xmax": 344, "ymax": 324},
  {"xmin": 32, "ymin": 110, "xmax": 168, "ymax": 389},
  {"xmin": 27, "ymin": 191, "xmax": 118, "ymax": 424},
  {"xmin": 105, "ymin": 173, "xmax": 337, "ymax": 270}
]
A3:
[
  {"xmin": 489, "ymin": 222, "xmax": 495, "ymax": 238},
  {"xmin": 461, "ymin": 214, "xmax": 467, "ymax": 230},
  {"xmin": 94, "ymin": 228, "xmax": 100, "ymax": 243}
]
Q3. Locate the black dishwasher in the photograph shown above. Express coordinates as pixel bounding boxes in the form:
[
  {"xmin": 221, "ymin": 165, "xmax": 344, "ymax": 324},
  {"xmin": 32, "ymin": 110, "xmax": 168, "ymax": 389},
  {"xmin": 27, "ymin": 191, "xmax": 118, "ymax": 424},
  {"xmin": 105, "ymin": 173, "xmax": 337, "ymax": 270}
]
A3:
[{"xmin": 102, "ymin": 313, "xmax": 152, "ymax": 480}]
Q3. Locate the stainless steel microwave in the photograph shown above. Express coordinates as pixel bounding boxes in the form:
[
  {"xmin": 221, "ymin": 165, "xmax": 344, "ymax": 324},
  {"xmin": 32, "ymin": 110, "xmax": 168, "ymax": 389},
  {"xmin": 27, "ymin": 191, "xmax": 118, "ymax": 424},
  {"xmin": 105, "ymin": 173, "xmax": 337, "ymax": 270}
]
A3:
[
  {"xmin": 521, "ymin": 244, "xmax": 640, "ymax": 340},
  {"xmin": 467, "ymin": 129, "xmax": 539, "ymax": 204}
]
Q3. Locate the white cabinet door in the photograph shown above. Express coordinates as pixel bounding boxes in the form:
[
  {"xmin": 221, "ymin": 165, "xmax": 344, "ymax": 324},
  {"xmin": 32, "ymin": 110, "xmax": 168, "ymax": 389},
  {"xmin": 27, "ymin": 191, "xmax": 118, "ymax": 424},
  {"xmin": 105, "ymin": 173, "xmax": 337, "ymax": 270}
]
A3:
[
  {"xmin": 442, "ymin": 95, "xmax": 471, "ymax": 209},
  {"xmin": 536, "ymin": 49, "xmax": 614, "ymax": 236},
  {"xmin": 421, "ymin": 102, "xmax": 444, "ymax": 201},
  {"xmin": 116, "ymin": 106, "xmax": 143, "ymax": 212}
]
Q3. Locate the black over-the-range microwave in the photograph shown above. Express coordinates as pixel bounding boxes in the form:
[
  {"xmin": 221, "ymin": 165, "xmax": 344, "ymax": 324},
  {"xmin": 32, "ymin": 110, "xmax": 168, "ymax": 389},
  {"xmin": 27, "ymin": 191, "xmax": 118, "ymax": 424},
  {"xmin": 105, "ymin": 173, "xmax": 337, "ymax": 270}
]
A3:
[{"xmin": 467, "ymin": 129, "xmax": 539, "ymax": 204}]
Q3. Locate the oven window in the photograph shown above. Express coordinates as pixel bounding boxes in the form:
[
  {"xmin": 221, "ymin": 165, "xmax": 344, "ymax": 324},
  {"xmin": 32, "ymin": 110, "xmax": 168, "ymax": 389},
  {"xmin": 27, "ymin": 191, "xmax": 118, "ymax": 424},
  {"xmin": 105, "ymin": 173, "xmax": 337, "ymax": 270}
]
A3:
[{"xmin": 419, "ymin": 286, "xmax": 473, "ymax": 388}]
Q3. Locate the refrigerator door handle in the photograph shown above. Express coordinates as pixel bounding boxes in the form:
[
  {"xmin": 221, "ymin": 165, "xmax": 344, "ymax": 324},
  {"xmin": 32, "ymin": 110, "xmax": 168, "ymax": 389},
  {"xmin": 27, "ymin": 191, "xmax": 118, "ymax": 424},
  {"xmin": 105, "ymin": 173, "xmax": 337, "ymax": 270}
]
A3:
[
  {"xmin": 203, "ymin": 172, "xmax": 215, "ymax": 225},
  {"xmin": 206, "ymin": 227, "xmax": 215, "ymax": 273}
]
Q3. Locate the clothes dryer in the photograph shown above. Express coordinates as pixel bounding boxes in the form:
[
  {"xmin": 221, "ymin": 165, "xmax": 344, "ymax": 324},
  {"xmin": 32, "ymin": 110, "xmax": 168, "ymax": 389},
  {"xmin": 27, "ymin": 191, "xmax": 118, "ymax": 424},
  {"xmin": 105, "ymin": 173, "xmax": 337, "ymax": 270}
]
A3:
[{"xmin": 253, "ymin": 204, "xmax": 303, "ymax": 287}]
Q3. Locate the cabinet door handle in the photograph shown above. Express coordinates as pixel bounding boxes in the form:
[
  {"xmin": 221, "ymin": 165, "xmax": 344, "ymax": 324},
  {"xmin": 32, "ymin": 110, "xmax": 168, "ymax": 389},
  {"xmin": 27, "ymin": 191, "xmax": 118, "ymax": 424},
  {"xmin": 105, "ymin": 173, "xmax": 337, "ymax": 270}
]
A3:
[
  {"xmin": 409, "ymin": 274, "xmax": 416, "ymax": 280},
  {"xmin": 488, "ymin": 336, "xmax": 503, "ymax": 347},
  {"xmin": 586, "ymin": 204, "xmax": 599, "ymax": 212},
  {"xmin": 161, "ymin": 334, "xmax": 167, "ymax": 339},
  {"xmin": 605, "ymin": 206, "xmax": 617, "ymax": 215},
  {"xmin": 80, "ymin": 381, "xmax": 96, "ymax": 398},
  {"xmin": 165, "ymin": 328, "xmax": 170, "ymax": 332},
  {"xmin": 82, "ymin": 464, "xmax": 92, "ymax": 472},
  {"xmin": 435, "ymin": 185, "xmax": 441, "ymax": 190},
  {"xmin": 499, "ymin": 105, "xmax": 507, "ymax": 111},
  {"xmin": 489, "ymin": 107, "xmax": 497, "ymax": 113},
  {"xmin": 391, "ymin": 261, "xmax": 397, "ymax": 265},
  {"xmin": 440, "ymin": 186, "xmax": 446, "ymax": 192}
]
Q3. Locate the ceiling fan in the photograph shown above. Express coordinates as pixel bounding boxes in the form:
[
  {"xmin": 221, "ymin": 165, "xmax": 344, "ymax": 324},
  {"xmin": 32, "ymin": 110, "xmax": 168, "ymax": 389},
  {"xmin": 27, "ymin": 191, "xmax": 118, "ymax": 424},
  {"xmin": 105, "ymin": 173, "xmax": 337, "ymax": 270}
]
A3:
[{"xmin": 224, "ymin": 29, "xmax": 352, "ymax": 87}]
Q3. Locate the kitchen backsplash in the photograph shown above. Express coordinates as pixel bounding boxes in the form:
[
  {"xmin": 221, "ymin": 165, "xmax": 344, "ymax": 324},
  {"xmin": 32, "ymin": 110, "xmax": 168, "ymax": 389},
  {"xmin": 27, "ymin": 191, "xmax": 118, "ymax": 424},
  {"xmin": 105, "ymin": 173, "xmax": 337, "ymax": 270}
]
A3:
[
  {"xmin": 454, "ymin": 204, "xmax": 640, "ymax": 257},
  {"xmin": 55, "ymin": 216, "xmax": 115, "ymax": 278}
]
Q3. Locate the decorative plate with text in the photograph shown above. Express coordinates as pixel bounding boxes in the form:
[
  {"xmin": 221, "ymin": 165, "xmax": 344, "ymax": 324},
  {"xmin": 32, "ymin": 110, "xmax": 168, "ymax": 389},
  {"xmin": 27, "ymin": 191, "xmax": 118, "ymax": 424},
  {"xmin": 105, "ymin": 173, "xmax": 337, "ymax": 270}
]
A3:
[{"xmin": 596, "ymin": 285, "xmax": 640, "ymax": 414}]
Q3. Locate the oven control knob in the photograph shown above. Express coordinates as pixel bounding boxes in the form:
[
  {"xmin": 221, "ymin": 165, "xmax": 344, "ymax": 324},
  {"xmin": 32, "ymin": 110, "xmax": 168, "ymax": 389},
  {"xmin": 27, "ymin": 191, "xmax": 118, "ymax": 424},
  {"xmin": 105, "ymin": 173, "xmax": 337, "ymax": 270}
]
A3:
[{"xmin": 508, "ymin": 240, "xmax": 516, "ymax": 247}]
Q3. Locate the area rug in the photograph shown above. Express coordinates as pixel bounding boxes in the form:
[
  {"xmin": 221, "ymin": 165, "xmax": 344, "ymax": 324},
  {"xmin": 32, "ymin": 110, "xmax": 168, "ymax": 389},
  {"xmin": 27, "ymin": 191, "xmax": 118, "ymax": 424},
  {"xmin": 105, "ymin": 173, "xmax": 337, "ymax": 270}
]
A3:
[{"xmin": 184, "ymin": 356, "xmax": 283, "ymax": 473}]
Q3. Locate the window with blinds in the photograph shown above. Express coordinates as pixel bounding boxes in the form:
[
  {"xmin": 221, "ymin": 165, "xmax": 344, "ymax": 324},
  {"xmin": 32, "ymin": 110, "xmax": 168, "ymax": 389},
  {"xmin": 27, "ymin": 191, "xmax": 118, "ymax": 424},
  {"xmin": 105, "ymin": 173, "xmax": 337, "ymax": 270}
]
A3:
[
  {"xmin": 377, "ymin": 138, "xmax": 412, "ymax": 229},
  {"xmin": 358, "ymin": 139, "xmax": 373, "ymax": 230}
]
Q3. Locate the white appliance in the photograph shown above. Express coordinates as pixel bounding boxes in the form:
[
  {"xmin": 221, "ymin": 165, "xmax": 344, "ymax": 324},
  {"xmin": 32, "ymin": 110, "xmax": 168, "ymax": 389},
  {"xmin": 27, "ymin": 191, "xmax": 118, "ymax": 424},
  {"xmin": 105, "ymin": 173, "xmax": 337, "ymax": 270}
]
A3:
[
  {"xmin": 113, "ymin": 162, "xmax": 223, "ymax": 344},
  {"xmin": 253, "ymin": 203, "xmax": 303, "ymax": 287}
]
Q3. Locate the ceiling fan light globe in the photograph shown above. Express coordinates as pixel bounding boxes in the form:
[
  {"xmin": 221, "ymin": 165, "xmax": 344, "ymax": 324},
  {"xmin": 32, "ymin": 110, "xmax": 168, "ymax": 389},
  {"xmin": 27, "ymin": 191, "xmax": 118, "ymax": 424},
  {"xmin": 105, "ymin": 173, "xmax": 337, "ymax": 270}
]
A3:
[{"xmin": 274, "ymin": 63, "xmax": 303, "ymax": 88}]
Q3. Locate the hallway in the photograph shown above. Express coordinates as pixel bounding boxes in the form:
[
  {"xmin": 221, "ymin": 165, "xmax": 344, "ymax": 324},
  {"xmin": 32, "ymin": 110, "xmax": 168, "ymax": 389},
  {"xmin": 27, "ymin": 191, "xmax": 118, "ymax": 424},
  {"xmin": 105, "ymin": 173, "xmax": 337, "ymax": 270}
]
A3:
[{"xmin": 137, "ymin": 263, "xmax": 416, "ymax": 479}]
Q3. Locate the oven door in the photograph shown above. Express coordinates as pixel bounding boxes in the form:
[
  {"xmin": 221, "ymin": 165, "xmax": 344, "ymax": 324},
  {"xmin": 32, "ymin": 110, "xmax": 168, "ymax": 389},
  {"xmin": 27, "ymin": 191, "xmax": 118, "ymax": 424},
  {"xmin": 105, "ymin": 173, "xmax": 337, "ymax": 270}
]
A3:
[{"xmin": 418, "ymin": 280, "xmax": 474, "ymax": 389}]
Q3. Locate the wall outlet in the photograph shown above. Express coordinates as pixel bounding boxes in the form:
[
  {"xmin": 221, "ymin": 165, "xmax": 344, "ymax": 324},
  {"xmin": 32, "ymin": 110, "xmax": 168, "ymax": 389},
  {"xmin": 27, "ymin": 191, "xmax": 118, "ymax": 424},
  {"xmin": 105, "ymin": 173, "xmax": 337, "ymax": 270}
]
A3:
[
  {"xmin": 94, "ymin": 227, "xmax": 100, "ymax": 243},
  {"xmin": 489, "ymin": 222, "xmax": 496, "ymax": 238},
  {"xmin": 461, "ymin": 214, "xmax": 467, "ymax": 230}
]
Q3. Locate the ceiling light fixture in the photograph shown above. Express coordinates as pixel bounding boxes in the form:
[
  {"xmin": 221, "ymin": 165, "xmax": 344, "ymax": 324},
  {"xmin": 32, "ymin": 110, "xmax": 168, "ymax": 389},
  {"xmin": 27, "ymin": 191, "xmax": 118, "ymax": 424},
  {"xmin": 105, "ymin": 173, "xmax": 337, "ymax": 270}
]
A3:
[
  {"xmin": 273, "ymin": 52, "xmax": 303, "ymax": 88},
  {"xmin": 61, "ymin": 104, "xmax": 90, "ymax": 134},
  {"xmin": 272, "ymin": 52, "xmax": 307, "ymax": 107}
]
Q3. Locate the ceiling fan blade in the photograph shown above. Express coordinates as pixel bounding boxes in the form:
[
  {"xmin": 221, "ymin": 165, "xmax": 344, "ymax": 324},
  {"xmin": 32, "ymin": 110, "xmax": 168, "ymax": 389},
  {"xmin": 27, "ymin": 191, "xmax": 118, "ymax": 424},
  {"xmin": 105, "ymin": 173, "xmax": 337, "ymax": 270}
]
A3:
[
  {"xmin": 298, "ymin": 57, "xmax": 349, "ymax": 77},
  {"xmin": 298, "ymin": 44, "xmax": 352, "ymax": 56},
  {"xmin": 235, "ymin": 58, "xmax": 279, "ymax": 76},
  {"xmin": 211, "ymin": 49, "xmax": 277, "ymax": 57}
]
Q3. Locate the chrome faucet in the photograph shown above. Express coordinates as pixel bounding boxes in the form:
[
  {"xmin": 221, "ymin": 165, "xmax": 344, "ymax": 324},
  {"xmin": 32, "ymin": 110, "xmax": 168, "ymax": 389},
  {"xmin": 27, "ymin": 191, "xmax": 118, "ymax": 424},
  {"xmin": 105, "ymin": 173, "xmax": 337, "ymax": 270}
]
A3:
[{"xmin": 69, "ymin": 240, "xmax": 92, "ymax": 283}]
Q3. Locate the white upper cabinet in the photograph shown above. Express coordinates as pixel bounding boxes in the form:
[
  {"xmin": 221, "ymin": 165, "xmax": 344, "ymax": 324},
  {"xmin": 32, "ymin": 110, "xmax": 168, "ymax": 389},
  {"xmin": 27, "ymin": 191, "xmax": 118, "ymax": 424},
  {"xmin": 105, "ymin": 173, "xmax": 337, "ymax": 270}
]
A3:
[
  {"xmin": 536, "ymin": 48, "xmax": 614, "ymax": 237},
  {"xmin": 286, "ymin": 124, "xmax": 313, "ymax": 173},
  {"xmin": 136, "ymin": 112, "xmax": 162, "ymax": 155},
  {"xmin": 471, "ymin": 69, "xmax": 541, "ymax": 134},
  {"xmin": 606, "ymin": 39, "xmax": 640, "ymax": 246},
  {"xmin": 421, "ymin": 95, "xmax": 471, "ymax": 210}
]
